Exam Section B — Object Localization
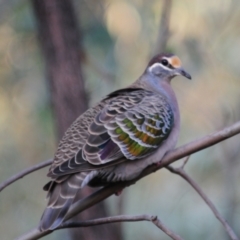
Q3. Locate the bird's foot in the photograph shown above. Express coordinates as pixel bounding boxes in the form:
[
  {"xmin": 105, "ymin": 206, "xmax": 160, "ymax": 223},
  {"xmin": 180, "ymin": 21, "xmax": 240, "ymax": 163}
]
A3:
[
  {"xmin": 115, "ymin": 189, "xmax": 123, "ymax": 196},
  {"xmin": 155, "ymin": 161, "xmax": 162, "ymax": 167}
]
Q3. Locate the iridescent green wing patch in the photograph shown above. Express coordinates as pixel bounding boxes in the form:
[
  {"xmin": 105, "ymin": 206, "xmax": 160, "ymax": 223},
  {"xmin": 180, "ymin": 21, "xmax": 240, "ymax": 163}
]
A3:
[
  {"xmin": 106, "ymin": 98, "xmax": 174, "ymax": 160},
  {"xmin": 82, "ymin": 89, "xmax": 145, "ymax": 165},
  {"xmin": 52, "ymin": 88, "xmax": 174, "ymax": 174}
]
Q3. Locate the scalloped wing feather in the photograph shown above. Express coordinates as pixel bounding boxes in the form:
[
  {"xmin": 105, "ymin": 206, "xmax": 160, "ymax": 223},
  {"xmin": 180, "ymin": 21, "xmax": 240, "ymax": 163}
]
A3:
[{"xmin": 49, "ymin": 88, "xmax": 174, "ymax": 178}]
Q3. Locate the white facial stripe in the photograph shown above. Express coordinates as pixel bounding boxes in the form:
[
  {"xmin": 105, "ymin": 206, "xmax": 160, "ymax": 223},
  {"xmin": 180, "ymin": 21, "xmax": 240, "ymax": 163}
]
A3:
[
  {"xmin": 148, "ymin": 62, "xmax": 171, "ymax": 73},
  {"xmin": 162, "ymin": 57, "xmax": 169, "ymax": 61}
]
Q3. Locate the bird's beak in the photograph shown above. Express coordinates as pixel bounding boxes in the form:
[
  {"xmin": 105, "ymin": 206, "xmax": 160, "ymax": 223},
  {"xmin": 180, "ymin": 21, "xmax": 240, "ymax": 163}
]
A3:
[{"xmin": 176, "ymin": 68, "xmax": 192, "ymax": 80}]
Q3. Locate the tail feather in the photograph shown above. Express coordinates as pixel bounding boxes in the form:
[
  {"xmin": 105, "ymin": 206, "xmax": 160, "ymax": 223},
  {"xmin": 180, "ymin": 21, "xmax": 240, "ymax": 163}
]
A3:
[
  {"xmin": 47, "ymin": 184, "xmax": 61, "ymax": 207},
  {"xmin": 39, "ymin": 172, "xmax": 87, "ymax": 231}
]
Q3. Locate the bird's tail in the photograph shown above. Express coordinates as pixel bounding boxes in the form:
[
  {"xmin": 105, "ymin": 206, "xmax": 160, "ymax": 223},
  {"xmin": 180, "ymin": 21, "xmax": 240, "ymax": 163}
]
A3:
[{"xmin": 39, "ymin": 172, "xmax": 87, "ymax": 231}]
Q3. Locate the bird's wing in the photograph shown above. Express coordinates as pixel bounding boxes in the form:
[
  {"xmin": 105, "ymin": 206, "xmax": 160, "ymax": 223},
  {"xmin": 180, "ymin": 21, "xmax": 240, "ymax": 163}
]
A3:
[
  {"xmin": 48, "ymin": 88, "xmax": 174, "ymax": 178},
  {"xmin": 40, "ymin": 88, "xmax": 174, "ymax": 231}
]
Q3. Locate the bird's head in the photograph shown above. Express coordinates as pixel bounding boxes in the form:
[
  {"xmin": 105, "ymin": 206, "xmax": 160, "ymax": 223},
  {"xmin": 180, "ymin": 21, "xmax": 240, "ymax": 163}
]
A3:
[{"xmin": 146, "ymin": 53, "xmax": 191, "ymax": 81}]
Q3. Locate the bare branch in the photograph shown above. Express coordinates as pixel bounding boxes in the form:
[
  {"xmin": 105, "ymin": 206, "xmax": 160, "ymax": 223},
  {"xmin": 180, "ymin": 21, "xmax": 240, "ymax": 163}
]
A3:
[
  {"xmin": 155, "ymin": 0, "xmax": 172, "ymax": 53},
  {"xmin": 60, "ymin": 214, "xmax": 156, "ymax": 228},
  {"xmin": 60, "ymin": 214, "xmax": 183, "ymax": 240},
  {"xmin": 0, "ymin": 159, "xmax": 52, "ymax": 192},
  {"xmin": 151, "ymin": 216, "xmax": 184, "ymax": 240},
  {"xmin": 5, "ymin": 121, "xmax": 240, "ymax": 194},
  {"xmin": 166, "ymin": 166, "xmax": 239, "ymax": 240},
  {"xmin": 180, "ymin": 155, "xmax": 191, "ymax": 169},
  {"xmin": 16, "ymin": 121, "xmax": 240, "ymax": 240},
  {"xmin": 65, "ymin": 212, "xmax": 184, "ymax": 240},
  {"xmin": 16, "ymin": 214, "xmax": 183, "ymax": 240}
]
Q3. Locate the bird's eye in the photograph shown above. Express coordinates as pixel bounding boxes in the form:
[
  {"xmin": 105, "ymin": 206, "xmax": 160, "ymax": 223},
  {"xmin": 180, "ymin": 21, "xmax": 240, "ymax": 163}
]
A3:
[{"xmin": 161, "ymin": 59, "xmax": 169, "ymax": 66}]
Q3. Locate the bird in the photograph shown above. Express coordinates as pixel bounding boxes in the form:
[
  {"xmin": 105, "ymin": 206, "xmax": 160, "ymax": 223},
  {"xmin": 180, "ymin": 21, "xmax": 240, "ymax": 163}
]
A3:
[{"xmin": 39, "ymin": 53, "xmax": 191, "ymax": 231}]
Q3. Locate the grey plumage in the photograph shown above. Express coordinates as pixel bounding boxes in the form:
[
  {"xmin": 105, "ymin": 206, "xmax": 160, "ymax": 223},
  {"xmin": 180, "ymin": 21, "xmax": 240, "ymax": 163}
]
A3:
[{"xmin": 39, "ymin": 53, "xmax": 191, "ymax": 231}]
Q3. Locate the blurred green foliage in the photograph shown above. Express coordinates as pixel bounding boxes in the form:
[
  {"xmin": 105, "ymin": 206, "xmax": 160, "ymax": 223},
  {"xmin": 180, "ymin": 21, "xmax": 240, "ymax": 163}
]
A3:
[{"xmin": 0, "ymin": 0, "xmax": 240, "ymax": 239}]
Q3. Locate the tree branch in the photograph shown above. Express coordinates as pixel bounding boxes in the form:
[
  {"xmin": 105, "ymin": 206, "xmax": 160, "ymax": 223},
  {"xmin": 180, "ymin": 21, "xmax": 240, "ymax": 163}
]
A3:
[
  {"xmin": 4, "ymin": 121, "xmax": 240, "ymax": 195},
  {"xmin": 166, "ymin": 164, "xmax": 239, "ymax": 240},
  {"xmin": 155, "ymin": 0, "xmax": 172, "ymax": 53},
  {"xmin": 15, "ymin": 121, "xmax": 240, "ymax": 240},
  {"xmin": 60, "ymin": 214, "xmax": 157, "ymax": 228},
  {"xmin": 16, "ymin": 214, "xmax": 183, "ymax": 240},
  {"xmin": 60, "ymin": 214, "xmax": 183, "ymax": 240},
  {"xmin": 0, "ymin": 159, "xmax": 52, "ymax": 192},
  {"xmin": 150, "ymin": 216, "xmax": 183, "ymax": 240}
]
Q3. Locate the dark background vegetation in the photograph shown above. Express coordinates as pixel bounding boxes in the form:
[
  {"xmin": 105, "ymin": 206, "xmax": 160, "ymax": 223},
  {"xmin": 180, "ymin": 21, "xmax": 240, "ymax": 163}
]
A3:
[{"xmin": 0, "ymin": 0, "xmax": 240, "ymax": 239}]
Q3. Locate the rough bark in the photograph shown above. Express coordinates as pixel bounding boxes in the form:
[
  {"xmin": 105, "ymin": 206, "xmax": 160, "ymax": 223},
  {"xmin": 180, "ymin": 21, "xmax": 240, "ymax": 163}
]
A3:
[
  {"xmin": 32, "ymin": 0, "xmax": 87, "ymax": 138},
  {"xmin": 31, "ymin": 0, "xmax": 122, "ymax": 239}
]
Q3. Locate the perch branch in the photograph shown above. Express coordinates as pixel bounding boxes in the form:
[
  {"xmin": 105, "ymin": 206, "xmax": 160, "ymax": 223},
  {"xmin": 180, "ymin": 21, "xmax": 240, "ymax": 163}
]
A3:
[
  {"xmin": 0, "ymin": 159, "xmax": 52, "ymax": 192},
  {"xmin": 4, "ymin": 121, "xmax": 240, "ymax": 194},
  {"xmin": 166, "ymin": 164, "xmax": 239, "ymax": 240},
  {"xmin": 60, "ymin": 214, "xmax": 157, "ymax": 228},
  {"xmin": 16, "ymin": 214, "xmax": 183, "ymax": 240},
  {"xmin": 16, "ymin": 121, "xmax": 240, "ymax": 240},
  {"xmin": 60, "ymin": 214, "xmax": 183, "ymax": 240}
]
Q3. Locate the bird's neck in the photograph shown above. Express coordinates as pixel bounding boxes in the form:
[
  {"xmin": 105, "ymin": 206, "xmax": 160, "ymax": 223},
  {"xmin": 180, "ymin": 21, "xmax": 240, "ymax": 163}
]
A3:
[
  {"xmin": 131, "ymin": 74, "xmax": 180, "ymax": 131},
  {"xmin": 158, "ymin": 81, "xmax": 178, "ymax": 110},
  {"xmin": 133, "ymin": 75, "xmax": 179, "ymax": 113}
]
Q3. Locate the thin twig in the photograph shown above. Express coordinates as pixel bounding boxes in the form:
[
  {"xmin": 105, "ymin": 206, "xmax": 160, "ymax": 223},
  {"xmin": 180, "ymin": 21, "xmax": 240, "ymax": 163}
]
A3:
[
  {"xmin": 0, "ymin": 159, "xmax": 52, "ymax": 192},
  {"xmin": 16, "ymin": 121, "xmax": 240, "ymax": 240},
  {"xmin": 180, "ymin": 155, "xmax": 191, "ymax": 169},
  {"xmin": 60, "ymin": 214, "xmax": 155, "ymax": 228},
  {"xmin": 16, "ymin": 214, "xmax": 183, "ymax": 240},
  {"xmin": 151, "ymin": 216, "xmax": 183, "ymax": 240},
  {"xmin": 60, "ymin": 214, "xmax": 183, "ymax": 240},
  {"xmin": 166, "ymin": 165, "xmax": 239, "ymax": 240},
  {"xmin": 62, "ymin": 214, "xmax": 182, "ymax": 240}
]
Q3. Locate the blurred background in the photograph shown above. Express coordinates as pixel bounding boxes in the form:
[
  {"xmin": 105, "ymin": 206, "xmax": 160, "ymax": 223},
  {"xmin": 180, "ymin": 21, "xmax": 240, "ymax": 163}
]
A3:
[{"xmin": 0, "ymin": 0, "xmax": 240, "ymax": 239}]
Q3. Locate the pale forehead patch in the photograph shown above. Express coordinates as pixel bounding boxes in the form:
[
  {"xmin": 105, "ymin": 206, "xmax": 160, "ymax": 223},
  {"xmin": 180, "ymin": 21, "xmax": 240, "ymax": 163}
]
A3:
[{"xmin": 168, "ymin": 56, "xmax": 181, "ymax": 68}]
